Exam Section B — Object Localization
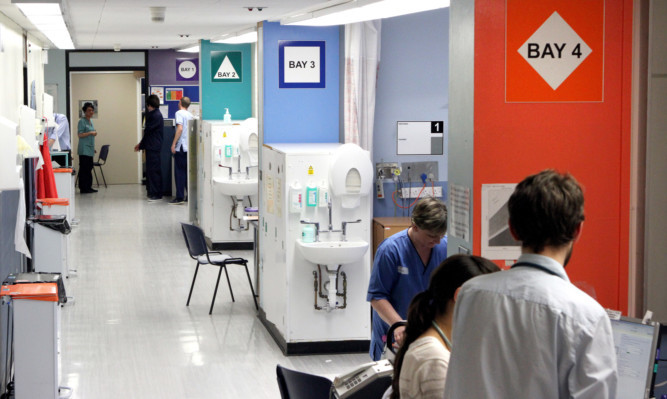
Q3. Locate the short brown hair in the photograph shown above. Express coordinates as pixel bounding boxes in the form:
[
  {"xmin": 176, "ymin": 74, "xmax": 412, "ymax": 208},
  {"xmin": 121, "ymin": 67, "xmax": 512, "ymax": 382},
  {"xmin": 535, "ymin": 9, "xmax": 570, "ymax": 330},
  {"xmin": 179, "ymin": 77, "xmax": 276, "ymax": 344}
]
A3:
[
  {"xmin": 508, "ymin": 169, "xmax": 584, "ymax": 253},
  {"xmin": 411, "ymin": 197, "xmax": 447, "ymax": 236},
  {"xmin": 180, "ymin": 96, "xmax": 191, "ymax": 108}
]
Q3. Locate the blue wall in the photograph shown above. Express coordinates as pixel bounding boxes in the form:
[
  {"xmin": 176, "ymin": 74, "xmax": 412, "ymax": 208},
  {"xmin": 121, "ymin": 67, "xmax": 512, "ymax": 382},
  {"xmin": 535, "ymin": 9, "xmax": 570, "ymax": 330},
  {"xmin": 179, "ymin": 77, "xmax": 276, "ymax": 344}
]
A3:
[
  {"xmin": 200, "ymin": 40, "xmax": 252, "ymax": 120},
  {"xmin": 262, "ymin": 22, "xmax": 340, "ymax": 143},
  {"xmin": 372, "ymin": 8, "xmax": 450, "ymax": 217}
]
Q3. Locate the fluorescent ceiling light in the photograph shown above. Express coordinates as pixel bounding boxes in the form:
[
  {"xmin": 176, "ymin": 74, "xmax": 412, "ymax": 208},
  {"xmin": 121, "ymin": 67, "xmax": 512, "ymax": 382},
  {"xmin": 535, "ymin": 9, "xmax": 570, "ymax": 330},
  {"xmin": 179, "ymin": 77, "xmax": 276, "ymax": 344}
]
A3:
[
  {"xmin": 212, "ymin": 27, "xmax": 257, "ymax": 44},
  {"xmin": 282, "ymin": 0, "xmax": 449, "ymax": 26},
  {"xmin": 13, "ymin": 0, "xmax": 75, "ymax": 49},
  {"xmin": 177, "ymin": 45, "xmax": 199, "ymax": 53}
]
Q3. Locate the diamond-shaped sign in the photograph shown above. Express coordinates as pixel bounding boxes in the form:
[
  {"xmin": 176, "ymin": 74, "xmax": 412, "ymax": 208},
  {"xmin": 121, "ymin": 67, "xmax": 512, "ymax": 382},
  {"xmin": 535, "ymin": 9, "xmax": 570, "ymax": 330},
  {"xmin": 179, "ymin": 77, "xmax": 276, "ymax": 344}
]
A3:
[{"xmin": 517, "ymin": 12, "xmax": 592, "ymax": 90}]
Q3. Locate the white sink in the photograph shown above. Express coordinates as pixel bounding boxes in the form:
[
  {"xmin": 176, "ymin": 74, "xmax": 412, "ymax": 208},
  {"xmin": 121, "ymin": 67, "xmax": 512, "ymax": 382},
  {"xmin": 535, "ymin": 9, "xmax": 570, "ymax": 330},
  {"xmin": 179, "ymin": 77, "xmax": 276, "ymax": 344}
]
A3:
[
  {"xmin": 212, "ymin": 177, "xmax": 258, "ymax": 197},
  {"xmin": 296, "ymin": 240, "xmax": 369, "ymax": 266}
]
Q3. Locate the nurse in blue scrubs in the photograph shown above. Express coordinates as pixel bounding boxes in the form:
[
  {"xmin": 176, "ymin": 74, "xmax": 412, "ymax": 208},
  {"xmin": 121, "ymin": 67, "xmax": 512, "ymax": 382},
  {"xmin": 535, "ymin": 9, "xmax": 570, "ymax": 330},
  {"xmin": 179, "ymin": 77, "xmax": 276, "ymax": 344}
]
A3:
[{"xmin": 367, "ymin": 197, "xmax": 448, "ymax": 360}]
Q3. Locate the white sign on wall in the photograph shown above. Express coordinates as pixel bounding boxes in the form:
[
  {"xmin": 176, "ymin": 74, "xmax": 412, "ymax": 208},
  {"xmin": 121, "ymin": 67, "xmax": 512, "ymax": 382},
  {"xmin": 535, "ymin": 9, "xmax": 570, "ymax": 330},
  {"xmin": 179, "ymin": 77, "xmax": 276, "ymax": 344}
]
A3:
[
  {"xmin": 279, "ymin": 41, "xmax": 325, "ymax": 88},
  {"xmin": 396, "ymin": 121, "xmax": 444, "ymax": 155}
]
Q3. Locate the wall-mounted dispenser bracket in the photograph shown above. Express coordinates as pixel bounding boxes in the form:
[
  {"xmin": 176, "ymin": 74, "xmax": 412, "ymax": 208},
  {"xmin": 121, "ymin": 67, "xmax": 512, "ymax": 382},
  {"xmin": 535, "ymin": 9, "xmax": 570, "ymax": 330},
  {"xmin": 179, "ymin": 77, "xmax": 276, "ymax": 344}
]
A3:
[{"xmin": 376, "ymin": 162, "xmax": 400, "ymax": 181}]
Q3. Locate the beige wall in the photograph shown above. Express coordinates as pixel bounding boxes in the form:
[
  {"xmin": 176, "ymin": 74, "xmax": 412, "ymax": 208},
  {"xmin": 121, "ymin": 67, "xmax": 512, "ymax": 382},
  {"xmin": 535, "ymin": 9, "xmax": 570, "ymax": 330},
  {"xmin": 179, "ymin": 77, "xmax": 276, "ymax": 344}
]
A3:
[{"xmin": 70, "ymin": 72, "xmax": 140, "ymax": 184}]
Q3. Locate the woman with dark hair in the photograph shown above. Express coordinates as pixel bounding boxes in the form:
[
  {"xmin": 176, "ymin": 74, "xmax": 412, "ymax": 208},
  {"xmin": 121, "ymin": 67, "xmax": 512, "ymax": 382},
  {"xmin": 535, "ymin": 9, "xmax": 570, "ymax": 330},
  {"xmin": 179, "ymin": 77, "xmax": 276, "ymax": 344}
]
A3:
[
  {"xmin": 77, "ymin": 102, "xmax": 97, "ymax": 193},
  {"xmin": 390, "ymin": 254, "xmax": 500, "ymax": 399}
]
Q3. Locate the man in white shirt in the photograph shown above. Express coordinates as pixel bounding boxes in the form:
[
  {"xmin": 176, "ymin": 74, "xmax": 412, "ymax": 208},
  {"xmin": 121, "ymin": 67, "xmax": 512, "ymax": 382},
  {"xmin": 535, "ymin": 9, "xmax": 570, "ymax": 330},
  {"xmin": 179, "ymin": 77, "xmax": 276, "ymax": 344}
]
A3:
[
  {"xmin": 444, "ymin": 169, "xmax": 617, "ymax": 399},
  {"xmin": 48, "ymin": 113, "xmax": 71, "ymax": 167},
  {"xmin": 169, "ymin": 97, "xmax": 193, "ymax": 205}
]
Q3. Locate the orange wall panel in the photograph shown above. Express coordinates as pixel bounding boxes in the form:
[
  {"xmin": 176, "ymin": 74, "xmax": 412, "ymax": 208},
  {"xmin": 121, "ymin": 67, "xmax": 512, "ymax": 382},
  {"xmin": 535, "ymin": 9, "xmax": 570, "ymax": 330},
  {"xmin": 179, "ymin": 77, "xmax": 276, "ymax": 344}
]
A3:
[{"xmin": 473, "ymin": 0, "xmax": 632, "ymax": 311}]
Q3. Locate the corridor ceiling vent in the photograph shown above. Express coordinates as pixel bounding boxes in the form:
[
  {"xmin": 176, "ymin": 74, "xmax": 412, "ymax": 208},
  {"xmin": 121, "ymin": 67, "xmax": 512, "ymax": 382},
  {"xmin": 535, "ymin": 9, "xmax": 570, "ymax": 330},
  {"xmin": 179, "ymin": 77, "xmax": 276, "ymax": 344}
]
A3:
[{"xmin": 150, "ymin": 7, "xmax": 166, "ymax": 23}]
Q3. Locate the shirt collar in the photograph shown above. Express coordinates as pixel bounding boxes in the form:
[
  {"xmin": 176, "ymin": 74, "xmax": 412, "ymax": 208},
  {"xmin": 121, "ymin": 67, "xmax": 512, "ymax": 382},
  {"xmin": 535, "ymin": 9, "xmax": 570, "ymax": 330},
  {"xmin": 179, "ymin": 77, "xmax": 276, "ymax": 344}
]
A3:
[{"xmin": 516, "ymin": 253, "xmax": 569, "ymax": 282}]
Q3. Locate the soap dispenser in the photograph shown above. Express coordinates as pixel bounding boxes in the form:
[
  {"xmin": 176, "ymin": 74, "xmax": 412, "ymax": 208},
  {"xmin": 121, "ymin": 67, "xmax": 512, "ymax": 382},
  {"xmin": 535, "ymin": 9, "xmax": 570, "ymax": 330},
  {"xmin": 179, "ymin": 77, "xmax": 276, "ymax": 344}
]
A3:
[{"xmin": 223, "ymin": 108, "xmax": 232, "ymax": 124}]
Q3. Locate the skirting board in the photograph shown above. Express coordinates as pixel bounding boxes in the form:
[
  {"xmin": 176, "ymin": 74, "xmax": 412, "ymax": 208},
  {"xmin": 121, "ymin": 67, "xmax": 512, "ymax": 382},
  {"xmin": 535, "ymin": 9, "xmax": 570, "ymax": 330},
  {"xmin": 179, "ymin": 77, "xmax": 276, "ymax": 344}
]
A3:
[{"xmin": 258, "ymin": 308, "xmax": 370, "ymax": 356}]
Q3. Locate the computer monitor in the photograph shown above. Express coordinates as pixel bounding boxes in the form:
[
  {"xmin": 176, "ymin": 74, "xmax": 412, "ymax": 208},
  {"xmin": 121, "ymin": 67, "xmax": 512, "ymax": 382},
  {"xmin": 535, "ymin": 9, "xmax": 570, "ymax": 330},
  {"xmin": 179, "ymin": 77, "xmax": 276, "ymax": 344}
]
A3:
[
  {"xmin": 653, "ymin": 324, "xmax": 667, "ymax": 399},
  {"xmin": 611, "ymin": 316, "xmax": 661, "ymax": 399}
]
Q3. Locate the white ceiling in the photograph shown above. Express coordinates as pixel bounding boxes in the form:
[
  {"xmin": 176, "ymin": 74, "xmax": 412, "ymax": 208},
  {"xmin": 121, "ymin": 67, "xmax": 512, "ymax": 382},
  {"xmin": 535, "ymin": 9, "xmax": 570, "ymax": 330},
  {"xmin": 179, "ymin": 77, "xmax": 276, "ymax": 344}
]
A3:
[{"xmin": 0, "ymin": 0, "xmax": 333, "ymax": 50}]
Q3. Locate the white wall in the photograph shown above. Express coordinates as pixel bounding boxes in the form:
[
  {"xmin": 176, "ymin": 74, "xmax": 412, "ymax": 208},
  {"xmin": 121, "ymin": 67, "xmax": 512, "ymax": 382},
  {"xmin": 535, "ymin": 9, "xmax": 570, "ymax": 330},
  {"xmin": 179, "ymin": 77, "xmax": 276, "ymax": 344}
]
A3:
[
  {"xmin": 0, "ymin": 14, "xmax": 25, "ymax": 122},
  {"xmin": 0, "ymin": 14, "xmax": 47, "ymax": 124}
]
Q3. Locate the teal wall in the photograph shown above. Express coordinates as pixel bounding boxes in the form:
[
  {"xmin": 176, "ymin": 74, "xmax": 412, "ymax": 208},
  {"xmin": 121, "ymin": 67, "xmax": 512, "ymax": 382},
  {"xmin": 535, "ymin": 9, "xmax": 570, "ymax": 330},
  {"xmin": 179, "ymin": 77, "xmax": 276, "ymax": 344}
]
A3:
[{"xmin": 200, "ymin": 40, "xmax": 252, "ymax": 120}]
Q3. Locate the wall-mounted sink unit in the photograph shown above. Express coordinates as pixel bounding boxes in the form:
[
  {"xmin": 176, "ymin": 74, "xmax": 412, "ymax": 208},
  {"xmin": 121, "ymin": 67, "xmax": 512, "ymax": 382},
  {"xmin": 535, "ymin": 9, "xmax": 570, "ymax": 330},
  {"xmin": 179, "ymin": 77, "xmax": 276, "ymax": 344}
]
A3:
[
  {"xmin": 296, "ymin": 240, "xmax": 369, "ymax": 266},
  {"xmin": 212, "ymin": 177, "xmax": 258, "ymax": 197}
]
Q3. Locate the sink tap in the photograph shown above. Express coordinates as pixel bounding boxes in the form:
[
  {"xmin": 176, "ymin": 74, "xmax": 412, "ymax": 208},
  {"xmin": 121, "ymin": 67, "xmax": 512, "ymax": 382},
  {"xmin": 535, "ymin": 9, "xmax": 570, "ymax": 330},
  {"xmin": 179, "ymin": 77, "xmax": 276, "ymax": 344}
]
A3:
[
  {"xmin": 218, "ymin": 165, "xmax": 232, "ymax": 178},
  {"xmin": 341, "ymin": 219, "xmax": 362, "ymax": 241},
  {"xmin": 245, "ymin": 165, "xmax": 258, "ymax": 179},
  {"xmin": 327, "ymin": 199, "xmax": 333, "ymax": 231},
  {"xmin": 300, "ymin": 220, "xmax": 320, "ymax": 242}
]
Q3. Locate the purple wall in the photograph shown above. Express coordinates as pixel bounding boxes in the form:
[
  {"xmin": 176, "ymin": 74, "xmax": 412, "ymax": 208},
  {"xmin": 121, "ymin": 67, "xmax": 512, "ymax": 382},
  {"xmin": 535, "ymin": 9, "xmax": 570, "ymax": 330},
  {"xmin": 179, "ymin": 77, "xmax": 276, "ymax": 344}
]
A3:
[{"xmin": 148, "ymin": 50, "xmax": 200, "ymax": 85}]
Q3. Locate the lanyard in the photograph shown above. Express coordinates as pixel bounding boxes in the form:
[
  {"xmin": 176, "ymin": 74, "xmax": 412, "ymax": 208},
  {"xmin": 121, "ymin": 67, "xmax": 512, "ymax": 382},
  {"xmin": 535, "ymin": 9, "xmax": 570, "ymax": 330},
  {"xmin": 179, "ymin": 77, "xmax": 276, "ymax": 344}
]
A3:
[
  {"xmin": 431, "ymin": 320, "xmax": 453, "ymax": 350},
  {"xmin": 511, "ymin": 261, "xmax": 561, "ymax": 277}
]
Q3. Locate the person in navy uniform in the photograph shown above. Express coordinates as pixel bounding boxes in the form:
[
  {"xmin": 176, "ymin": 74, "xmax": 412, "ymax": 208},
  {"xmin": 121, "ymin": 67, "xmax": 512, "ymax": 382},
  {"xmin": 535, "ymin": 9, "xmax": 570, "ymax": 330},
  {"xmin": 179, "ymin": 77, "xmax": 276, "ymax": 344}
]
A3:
[{"xmin": 135, "ymin": 94, "xmax": 164, "ymax": 202}]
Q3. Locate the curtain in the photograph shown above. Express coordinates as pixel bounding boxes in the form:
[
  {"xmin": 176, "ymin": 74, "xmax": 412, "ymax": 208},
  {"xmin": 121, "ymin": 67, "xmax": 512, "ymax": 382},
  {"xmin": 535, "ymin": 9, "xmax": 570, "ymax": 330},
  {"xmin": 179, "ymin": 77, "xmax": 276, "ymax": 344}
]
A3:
[{"xmin": 344, "ymin": 21, "xmax": 381, "ymax": 153}]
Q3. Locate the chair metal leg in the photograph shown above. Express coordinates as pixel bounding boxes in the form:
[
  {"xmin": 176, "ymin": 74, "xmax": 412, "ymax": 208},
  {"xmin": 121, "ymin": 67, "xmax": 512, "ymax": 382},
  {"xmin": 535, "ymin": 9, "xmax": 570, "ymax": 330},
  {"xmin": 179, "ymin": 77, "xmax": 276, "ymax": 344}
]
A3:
[
  {"xmin": 210, "ymin": 266, "xmax": 224, "ymax": 315},
  {"xmin": 99, "ymin": 166, "xmax": 107, "ymax": 188},
  {"xmin": 186, "ymin": 263, "xmax": 200, "ymax": 306},
  {"xmin": 243, "ymin": 263, "xmax": 259, "ymax": 310},
  {"xmin": 223, "ymin": 265, "xmax": 235, "ymax": 302},
  {"xmin": 92, "ymin": 167, "xmax": 99, "ymax": 187}
]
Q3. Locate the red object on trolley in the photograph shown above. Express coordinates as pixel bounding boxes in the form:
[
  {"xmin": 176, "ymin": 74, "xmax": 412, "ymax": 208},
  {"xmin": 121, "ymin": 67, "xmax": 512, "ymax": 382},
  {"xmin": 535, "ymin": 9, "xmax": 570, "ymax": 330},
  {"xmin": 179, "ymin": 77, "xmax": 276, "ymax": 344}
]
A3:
[{"xmin": 36, "ymin": 132, "xmax": 58, "ymax": 199}]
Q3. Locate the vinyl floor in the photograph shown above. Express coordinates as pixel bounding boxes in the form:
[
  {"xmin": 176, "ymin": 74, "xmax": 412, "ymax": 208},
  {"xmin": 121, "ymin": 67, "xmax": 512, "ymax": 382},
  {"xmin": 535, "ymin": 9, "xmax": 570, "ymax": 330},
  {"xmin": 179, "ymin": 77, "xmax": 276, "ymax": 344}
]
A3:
[{"xmin": 60, "ymin": 184, "xmax": 368, "ymax": 399}]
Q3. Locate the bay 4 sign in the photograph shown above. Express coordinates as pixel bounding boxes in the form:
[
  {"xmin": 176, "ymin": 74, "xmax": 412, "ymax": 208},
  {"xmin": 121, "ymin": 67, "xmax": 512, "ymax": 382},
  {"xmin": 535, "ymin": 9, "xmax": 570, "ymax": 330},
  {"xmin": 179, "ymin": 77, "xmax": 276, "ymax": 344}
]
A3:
[
  {"xmin": 211, "ymin": 51, "xmax": 242, "ymax": 83},
  {"xmin": 506, "ymin": 0, "xmax": 604, "ymax": 102}
]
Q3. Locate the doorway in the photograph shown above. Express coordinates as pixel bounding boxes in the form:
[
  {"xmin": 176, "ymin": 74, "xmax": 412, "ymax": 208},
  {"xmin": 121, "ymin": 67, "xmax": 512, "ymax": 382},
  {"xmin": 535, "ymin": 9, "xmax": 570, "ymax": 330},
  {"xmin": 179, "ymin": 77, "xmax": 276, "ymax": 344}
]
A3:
[{"xmin": 70, "ymin": 72, "xmax": 143, "ymax": 184}]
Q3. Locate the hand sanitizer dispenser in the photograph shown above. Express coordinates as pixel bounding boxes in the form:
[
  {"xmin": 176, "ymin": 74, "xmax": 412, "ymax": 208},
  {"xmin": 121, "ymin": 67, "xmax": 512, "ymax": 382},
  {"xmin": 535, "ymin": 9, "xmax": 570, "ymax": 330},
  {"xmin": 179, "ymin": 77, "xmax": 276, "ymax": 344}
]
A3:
[
  {"xmin": 223, "ymin": 108, "xmax": 232, "ymax": 124},
  {"xmin": 305, "ymin": 183, "xmax": 318, "ymax": 207},
  {"xmin": 289, "ymin": 182, "xmax": 303, "ymax": 213}
]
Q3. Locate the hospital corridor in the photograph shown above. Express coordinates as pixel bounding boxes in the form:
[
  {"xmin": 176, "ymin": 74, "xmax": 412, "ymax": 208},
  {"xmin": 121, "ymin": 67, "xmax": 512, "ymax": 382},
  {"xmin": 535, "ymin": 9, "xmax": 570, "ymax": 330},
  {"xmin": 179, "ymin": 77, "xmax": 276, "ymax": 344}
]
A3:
[{"xmin": 60, "ymin": 185, "xmax": 366, "ymax": 398}]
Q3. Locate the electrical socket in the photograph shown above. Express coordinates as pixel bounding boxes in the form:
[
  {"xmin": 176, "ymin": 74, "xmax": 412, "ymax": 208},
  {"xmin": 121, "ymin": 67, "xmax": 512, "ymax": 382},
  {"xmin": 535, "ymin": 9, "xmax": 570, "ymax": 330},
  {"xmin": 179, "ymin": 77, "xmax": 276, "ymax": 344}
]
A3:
[
  {"xmin": 400, "ymin": 186, "xmax": 442, "ymax": 198},
  {"xmin": 400, "ymin": 161, "xmax": 438, "ymax": 182}
]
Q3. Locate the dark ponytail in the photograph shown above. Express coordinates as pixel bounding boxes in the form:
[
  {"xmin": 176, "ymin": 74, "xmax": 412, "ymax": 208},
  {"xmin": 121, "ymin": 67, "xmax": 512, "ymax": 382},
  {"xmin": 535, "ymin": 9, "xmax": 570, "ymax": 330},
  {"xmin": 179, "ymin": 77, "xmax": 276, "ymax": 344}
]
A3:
[{"xmin": 390, "ymin": 255, "xmax": 500, "ymax": 399}]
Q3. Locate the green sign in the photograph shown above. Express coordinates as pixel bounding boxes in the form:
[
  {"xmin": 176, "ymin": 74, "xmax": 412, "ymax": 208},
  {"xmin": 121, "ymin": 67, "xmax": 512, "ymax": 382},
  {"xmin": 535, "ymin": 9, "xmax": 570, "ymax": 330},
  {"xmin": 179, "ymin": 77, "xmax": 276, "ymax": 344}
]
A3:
[{"xmin": 210, "ymin": 51, "xmax": 243, "ymax": 82}]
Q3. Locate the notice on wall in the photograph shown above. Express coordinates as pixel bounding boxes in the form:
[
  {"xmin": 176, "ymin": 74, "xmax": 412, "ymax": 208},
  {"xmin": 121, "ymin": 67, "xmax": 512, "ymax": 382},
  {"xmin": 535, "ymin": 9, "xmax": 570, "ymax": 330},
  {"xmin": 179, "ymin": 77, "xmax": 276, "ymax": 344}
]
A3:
[
  {"xmin": 279, "ymin": 41, "xmax": 325, "ymax": 88},
  {"xmin": 449, "ymin": 184, "xmax": 470, "ymax": 242},
  {"xmin": 275, "ymin": 177, "xmax": 282, "ymax": 218},
  {"xmin": 159, "ymin": 105, "xmax": 169, "ymax": 119},
  {"xmin": 506, "ymin": 0, "xmax": 604, "ymax": 102},
  {"xmin": 150, "ymin": 87, "xmax": 164, "ymax": 104},
  {"xmin": 165, "ymin": 88, "xmax": 183, "ymax": 101},
  {"xmin": 265, "ymin": 175, "xmax": 274, "ymax": 215},
  {"xmin": 481, "ymin": 184, "xmax": 521, "ymax": 260},
  {"xmin": 397, "ymin": 121, "xmax": 444, "ymax": 155}
]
